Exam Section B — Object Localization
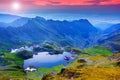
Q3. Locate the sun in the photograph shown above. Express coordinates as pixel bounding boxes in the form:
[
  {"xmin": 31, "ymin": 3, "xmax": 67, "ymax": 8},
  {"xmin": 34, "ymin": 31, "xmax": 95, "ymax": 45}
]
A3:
[{"xmin": 12, "ymin": 2, "xmax": 21, "ymax": 10}]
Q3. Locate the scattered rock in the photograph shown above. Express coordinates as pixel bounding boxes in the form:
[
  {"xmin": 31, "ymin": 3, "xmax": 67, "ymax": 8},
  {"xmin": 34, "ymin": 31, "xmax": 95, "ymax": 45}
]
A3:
[
  {"xmin": 77, "ymin": 59, "xmax": 87, "ymax": 63},
  {"xmin": 77, "ymin": 65, "xmax": 85, "ymax": 68},
  {"xmin": 58, "ymin": 68, "xmax": 81, "ymax": 79},
  {"xmin": 116, "ymin": 61, "xmax": 120, "ymax": 66}
]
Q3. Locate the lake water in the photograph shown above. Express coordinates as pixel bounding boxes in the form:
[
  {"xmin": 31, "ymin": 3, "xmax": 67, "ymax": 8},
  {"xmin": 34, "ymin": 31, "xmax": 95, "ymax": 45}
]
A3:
[{"xmin": 23, "ymin": 52, "xmax": 72, "ymax": 68}]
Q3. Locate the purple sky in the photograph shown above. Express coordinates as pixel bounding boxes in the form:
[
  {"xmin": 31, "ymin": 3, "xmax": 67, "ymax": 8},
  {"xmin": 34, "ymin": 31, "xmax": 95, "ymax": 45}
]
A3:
[{"xmin": 0, "ymin": 0, "xmax": 120, "ymax": 24}]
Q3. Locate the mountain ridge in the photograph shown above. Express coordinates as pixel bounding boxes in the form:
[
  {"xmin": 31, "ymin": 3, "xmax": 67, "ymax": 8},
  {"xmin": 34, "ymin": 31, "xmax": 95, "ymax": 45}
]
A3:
[
  {"xmin": 0, "ymin": 15, "xmax": 99, "ymax": 49},
  {"xmin": 0, "ymin": 14, "xmax": 119, "ymax": 51},
  {"xmin": 97, "ymin": 24, "xmax": 120, "ymax": 51}
]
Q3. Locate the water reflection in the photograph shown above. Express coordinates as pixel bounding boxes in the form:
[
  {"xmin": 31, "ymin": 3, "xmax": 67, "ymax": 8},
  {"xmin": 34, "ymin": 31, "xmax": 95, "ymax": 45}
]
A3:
[{"xmin": 24, "ymin": 52, "xmax": 72, "ymax": 68}]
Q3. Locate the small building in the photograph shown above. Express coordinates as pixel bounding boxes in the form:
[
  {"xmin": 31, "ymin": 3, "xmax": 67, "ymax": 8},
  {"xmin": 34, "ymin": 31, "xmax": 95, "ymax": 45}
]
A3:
[{"xmin": 25, "ymin": 67, "xmax": 37, "ymax": 72}]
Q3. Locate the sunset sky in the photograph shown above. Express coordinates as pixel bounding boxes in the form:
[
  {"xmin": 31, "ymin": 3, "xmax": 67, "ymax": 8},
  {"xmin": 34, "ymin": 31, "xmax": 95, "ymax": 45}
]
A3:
[{"xmin": 0, "ymin": 0, "xmax": 120, "ymax": 24}]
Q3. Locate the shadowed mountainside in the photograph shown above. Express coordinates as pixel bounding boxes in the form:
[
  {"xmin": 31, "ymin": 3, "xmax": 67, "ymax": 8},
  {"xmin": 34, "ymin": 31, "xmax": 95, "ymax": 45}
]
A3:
[
  {"xmin": 0, "ymin": 16, "xmax": 99, "ymax": 49},
  {"xmin": 0, "ymin": 14, "xmax": 120, "ymax": 51},
  {"xmin": 98, "ymin": 24, "xmax": 120, "ymax": 51}
]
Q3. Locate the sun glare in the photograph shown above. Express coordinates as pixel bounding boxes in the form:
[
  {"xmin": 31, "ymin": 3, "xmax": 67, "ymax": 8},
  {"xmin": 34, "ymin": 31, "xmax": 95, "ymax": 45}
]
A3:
[{"xmin": 12, "ymin": 2, "xmax": 21, "ymax": 10}]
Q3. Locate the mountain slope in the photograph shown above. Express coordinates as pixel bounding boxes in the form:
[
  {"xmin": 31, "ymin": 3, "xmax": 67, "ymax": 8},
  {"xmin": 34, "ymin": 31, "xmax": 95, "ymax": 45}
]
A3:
[
  {"xmin": 9, "ymin": 17, "xmax": 30, "ymax": 27},
  {"xmin": 0, "ymin": 16, "xmax": 99, "ymax": 49},
  {"xmin": 20, "ymin": 17, "xmax": 99, "ymax": 48},
  {"xmin": 104, "ymin": 23, "xmax": 120, "ymax": 34},
  {"xmin": 0, "ymin": 17, "xmax": 30, "ymax": 27},
  {"xmin": 0, "ymin": 14, "xmax": 21, "ymax": 23},
  {"xmin": 98, "ymin": 24, "xmax": 120, "ymax": 51},
  {"xmin": 94, "ymin": 22, "xmax": 114, "ymax": 30},
  {"xmin": 45, "ymin": 19, "xmax": 99, "ymax": 47}
]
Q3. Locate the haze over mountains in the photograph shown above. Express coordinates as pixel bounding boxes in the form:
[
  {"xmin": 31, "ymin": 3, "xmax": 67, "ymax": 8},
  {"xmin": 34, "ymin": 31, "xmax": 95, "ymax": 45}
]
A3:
[
  {"xmin": 0, "ymin": 14, "xmax": 120, "ymax": 51},
  {"xmin": 98, "ymin": 24, "xmax": 120, "ymax": 51},
  {"xmin": 94, "ymin": 22, "xmax": 114, "ymax": 30},
  {"xmin": 0, "ymin": 14, "xmax": 21, "ymax": 23}
]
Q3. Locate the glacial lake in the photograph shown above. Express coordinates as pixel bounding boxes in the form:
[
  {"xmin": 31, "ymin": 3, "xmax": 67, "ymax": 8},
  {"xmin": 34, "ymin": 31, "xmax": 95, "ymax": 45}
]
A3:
[{"xmin": 23, "ymin": 52, "xmax": 72, "ymax": 68}]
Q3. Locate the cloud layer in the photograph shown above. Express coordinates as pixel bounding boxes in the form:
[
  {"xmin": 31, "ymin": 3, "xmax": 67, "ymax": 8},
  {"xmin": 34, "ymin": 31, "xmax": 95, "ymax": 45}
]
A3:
[
  {"xmin": 23, "ymin": 0, "xmax": 120, "ymax": 5},
  {"xmin": 0, "ymin": 0, "xmax": 120, "ymax": 10}
]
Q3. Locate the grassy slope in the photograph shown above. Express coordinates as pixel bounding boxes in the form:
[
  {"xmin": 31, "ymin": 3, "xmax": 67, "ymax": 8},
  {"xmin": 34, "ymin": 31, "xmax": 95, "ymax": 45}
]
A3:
[
  {"xmin": 27, "ymin": 65, "xmax": 63, "ymax": 80},
  {"xmin": 1, "ymin": 46, "xmax": 119, "ymax": 80},
  {"xmin": 42, "ymin": 54, "xmax": 120, "ymax": 80},
  {"xmin": 85, "ymin": 46, "xmax": 112, "ymax": 56},
  {"xmin": 0, "ymin": 51, "xmax": 26, "ymax": 80},
  {"xmin": 0, "ymin": 51, "xmax": 64, "ymax": 80},
  {"xmin": 41, "ymin": 47, "xmax": 120, "ymax": 80}
]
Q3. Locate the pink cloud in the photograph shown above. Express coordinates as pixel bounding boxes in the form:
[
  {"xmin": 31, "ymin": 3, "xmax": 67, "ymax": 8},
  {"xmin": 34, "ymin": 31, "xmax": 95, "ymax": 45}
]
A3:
[
  {"xmin": 100, "ymin": 0, "xmax": 120, "ymax": 5},
  {"xmin": 0, "ymin": 0, "xmax": 120, "ymax": 10}
]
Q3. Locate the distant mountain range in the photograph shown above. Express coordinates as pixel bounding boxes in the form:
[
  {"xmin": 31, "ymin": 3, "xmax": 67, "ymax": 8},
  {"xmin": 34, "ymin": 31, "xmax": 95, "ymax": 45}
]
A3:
[
  {"xmin": 0, "ymin": 14, "xmax": 120, "ymax": 51},
  {"xmin": 97, "ymin": 24, "xmax": 120, "ymax": 51},
  {"xmin": 0, "ymin": 15, "xmax": 30, "ymax": 28},
  {"xmin": 94, "ymin": 22, "xmax": 114, "ymax": 30},
  {"xmin": 0, "ymin": 14, "xmax": 21, "ymax": 23}
]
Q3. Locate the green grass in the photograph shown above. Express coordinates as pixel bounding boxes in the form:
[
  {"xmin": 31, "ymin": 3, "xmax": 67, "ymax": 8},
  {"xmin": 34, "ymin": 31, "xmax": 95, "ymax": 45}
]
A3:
[
  {"xmin": 4, "ymin": 52, "xmax": 16, "ymax": 60},
  {"xmin": 85, "ymin": 46, "xmax": 112, "ymax": 56},
  {"xmin": 0, "ymin": 50, "xmax": 64, "ymax": 80},
  {"xmin": 0, "ymin": 51, "xmax": 26, "ymax": 79},
  {"xmin": 72, "ymin": 48, "xmax": 83, "ymax": 55},
  {"xmin": 27, "ymin": 65, "xmax": 63, "ymax": 80},
  {"xmin": 0, "ymin": 47, "xmax": 115, "ymax": 80}
]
